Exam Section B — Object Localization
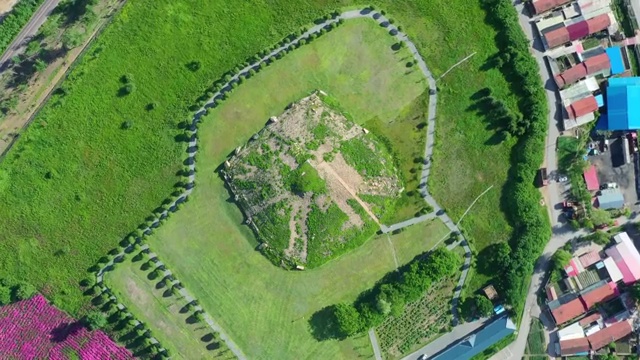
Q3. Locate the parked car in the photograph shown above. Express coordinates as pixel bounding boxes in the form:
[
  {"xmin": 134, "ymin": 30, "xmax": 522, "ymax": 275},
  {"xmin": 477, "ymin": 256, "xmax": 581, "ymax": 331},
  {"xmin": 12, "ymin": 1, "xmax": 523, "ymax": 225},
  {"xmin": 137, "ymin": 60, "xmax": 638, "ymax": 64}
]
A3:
[
  {"xmin": 418, "ymin": 355, "xmax": 428, "ymax": 360},
  {"xmin": 557, "ymin": 175, "xmax": 568, "ymax": 182},
  {"xmin": 600, "ymin": 182, "xmax": 618, "ymax": 190}
]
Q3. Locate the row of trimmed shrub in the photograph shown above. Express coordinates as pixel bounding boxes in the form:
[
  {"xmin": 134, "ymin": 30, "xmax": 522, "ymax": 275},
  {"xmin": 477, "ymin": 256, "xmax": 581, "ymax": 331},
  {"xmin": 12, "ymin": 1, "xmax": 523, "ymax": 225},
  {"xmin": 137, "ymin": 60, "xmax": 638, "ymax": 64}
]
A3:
[
  {"xmin": 480, "ymin": 0, "xmax": 552, "ymax": 316},
  {"xmin": 328, "ymin": 248, "xmax": 460, "ymax": 338},
  {"xmin": 0, "ymin": 0, "xmax": 45, "ymax": 55}
]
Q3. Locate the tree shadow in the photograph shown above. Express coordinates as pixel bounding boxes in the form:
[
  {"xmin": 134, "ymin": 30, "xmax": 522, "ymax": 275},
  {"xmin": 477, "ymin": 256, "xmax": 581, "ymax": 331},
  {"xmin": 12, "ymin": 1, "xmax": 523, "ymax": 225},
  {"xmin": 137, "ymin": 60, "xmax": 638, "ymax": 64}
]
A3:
[
  {"xmin": 308, "ymin": 305, "xmax": 343, "ymax": 341},
  {"xmin": 50, "ymin": 322, "xmax": 83, "ymax": 342},
  {"xmin": 206, "ymin": 342, "xmax": 221, "ymax": 351}
]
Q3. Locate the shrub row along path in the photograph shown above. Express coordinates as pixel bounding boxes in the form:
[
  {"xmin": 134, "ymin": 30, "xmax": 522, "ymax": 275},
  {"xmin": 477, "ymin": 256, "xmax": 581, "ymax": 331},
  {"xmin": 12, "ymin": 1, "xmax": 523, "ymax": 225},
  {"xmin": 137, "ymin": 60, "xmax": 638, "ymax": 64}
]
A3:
[{"xmin": 91, "ymin": 8, "xmax": 473, "ymax": 360}]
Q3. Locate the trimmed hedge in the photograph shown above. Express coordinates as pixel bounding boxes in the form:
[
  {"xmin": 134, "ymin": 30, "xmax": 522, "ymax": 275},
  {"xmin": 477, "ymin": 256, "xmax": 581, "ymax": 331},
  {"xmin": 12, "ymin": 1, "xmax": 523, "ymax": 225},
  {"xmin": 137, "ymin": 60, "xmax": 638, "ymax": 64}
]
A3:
[{"xmin": 481, "ymin": 0, "xmax": 552, "ymax": 316}]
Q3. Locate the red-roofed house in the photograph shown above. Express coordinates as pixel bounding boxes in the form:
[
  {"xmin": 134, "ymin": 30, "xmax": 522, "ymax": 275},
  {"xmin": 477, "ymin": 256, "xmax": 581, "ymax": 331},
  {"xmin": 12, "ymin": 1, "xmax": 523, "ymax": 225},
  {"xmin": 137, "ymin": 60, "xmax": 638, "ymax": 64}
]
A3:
[
  {"xmin": 567, "ymin": 20, "xmax": 590, "ymax": 40},
  {"xmin": 555, "ymin": 65, "xmax": 588, "ymax": 88},
  {"xmin": 587, "ymin": 321, "xmax": 632, "ymax": 350},
  {"xmin": 580, "ymin": 281, "xmax": 618, "ymax": 309},
  {"xmin": 586, "ymin": 13, "xmax": 612, "ymax": 34},
  {"xmin": 545, "ymin": 27, "xmax": 571, "ymax": 48},
  {"xmin": 532, "ymin": 0, "xmax": 572, "ymax": 14},
  {"xmin": 566, "ymin": 96, "xmax": 599, "ymax": 119},
  {"xmin": 579, "ymin": 250, "xmax": 602, "ymax": 268},
  {"xmin": 605, "ymin": 232, "xmax": 640, "ymax": 284},
  {"xmin": 559, "ymin": 338, "xmax": 590, "ymax": 356},
  {"xmin": 583, "ymin": 165, "xmax": 600, "ymax": 191},
  {"xmin": 551, "ymin": 298, "xmax": 587, "ymax": 325},
  {"xmin": 584, "ymin": 53, "xmax": 611, "ymax": 73},
  {"xmin": 579, "ymin": 313, "xmax": 602, "ymax": 327}
]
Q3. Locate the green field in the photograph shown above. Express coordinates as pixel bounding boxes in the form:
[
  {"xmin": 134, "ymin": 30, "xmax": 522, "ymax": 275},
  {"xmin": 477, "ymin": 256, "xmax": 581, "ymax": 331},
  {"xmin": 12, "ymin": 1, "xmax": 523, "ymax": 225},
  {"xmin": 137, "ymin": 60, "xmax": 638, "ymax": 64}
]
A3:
[
  {"xmin": 106, "ymin": 258, "xmax": 216, "ymax": 359},
  {"xmin": 525, "ymin": 319, "xmax": 546, "ymax": 356}
]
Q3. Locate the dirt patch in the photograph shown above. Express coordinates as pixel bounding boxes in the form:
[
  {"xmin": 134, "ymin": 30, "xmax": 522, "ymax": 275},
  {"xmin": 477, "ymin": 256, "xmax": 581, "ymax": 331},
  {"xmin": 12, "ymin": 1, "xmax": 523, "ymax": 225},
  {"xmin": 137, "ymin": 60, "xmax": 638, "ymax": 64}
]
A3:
[
  {"xmin": 222, "ymin": 92, "xmax": 400, "ymax": 266},
  {"xmin": 0, "ymin": 0, "xmax": 17, "ymax": 15}
]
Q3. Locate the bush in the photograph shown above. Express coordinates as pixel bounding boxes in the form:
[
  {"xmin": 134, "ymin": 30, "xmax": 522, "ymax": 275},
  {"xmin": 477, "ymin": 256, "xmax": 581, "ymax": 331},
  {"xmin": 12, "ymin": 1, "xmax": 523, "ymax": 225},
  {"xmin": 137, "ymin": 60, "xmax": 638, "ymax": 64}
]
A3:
[
  {"xmin": 13, "ymin": 283, "xmax": 36, "ymax": 301},
  {"xmin": 83, "ymin": 311, "xmax": 107, "ymax": 330},
  {"xmin": 0, "ymin": 286, "xmax": 11, "ymax": 305}
]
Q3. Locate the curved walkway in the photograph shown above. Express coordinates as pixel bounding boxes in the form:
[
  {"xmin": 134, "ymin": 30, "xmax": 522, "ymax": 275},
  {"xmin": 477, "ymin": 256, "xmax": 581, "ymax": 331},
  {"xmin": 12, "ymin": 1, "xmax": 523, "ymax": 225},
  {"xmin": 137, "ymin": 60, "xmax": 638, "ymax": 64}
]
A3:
[{"xmin": 94, "ymin": 7, "xmax": 473, "ymax": 360}]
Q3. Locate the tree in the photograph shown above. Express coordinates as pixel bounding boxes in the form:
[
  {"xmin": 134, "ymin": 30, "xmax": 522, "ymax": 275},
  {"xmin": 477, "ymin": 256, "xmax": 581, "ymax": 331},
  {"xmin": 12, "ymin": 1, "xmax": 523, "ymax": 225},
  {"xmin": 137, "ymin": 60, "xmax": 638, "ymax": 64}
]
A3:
[
  {"xmin": 333, "ymin": 303, "xmax": 362, "ymax": 337},
  {"xmin": 13, "ymin": 283, "xmax": 36, "ymax": 301},
  {"xmin": 591, "ymin": 208, "xmax": 612, "ymax": 227},
  {"xmin": 375, "ymin": 296, "xmax": 391, "ymax": 316},
  {"xmin": 62, "ymin": 29, "xmax": 83, "ymax": 50},
  {"xmin": 630, "ymin": 282, "xmax": 640, "ymax": 304},
  {"xmin": 474, "ymin": 295, "xmax": 494, "ymax": 317},
  {"xmin": 0, "ymin": 286, "xmax": 11, "ymax": 305}
]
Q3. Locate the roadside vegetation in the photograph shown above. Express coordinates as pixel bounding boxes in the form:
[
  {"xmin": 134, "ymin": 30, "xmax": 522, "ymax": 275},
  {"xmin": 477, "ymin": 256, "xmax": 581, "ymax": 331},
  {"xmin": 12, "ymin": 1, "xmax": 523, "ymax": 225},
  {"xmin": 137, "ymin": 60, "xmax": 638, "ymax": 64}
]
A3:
[
  {"xmin": 0, "ymin": 0, "xmax": 44, "ymax": 55},
  {"xmin": 477, "ymin": 0, "xmax": 552, "ymax": 318}
]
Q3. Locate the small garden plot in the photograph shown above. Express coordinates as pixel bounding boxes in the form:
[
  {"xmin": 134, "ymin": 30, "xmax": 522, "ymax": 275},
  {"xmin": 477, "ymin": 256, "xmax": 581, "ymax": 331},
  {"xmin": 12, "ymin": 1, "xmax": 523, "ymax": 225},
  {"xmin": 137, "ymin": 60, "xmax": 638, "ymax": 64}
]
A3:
[
  {"xmin": 525, "ymin": 319, "xmax": 546, "ymax": 356},
  {"xmin": 223, "ymin": 93, "xmax": 401, "ymax": 267},
  {"xmin": 375, "ymin": 276, "xmax": 456, "ymax": 359}
]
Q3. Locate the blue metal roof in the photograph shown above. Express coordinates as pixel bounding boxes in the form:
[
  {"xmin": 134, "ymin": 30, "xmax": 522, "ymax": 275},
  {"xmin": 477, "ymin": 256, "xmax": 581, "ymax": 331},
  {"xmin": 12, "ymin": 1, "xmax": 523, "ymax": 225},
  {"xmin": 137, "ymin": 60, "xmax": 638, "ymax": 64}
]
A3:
[
  {"xmin": 595, "ymin": 94, "xmax": 604, "ymax": 107},
  {"xmin": 432, "ymin": 316, "xmax": 516, "ymax": 360},
  {"xmin": 605, "ymin": 77, "xmax": 640, "ymax": 130},
  {"xmin": 606, "ymin": 47, "xmax": 625, "ymax": 75}
]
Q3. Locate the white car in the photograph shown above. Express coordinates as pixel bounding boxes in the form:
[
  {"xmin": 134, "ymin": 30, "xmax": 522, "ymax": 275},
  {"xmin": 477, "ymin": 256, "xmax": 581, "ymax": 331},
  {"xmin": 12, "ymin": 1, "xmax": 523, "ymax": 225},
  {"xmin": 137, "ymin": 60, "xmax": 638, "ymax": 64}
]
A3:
[
  {"xmin": 558, "ymin": 175, "xmax": 568, "ymax": 182},
  {"xmin": 418, "ymin": 355, "xmax": 428, "ymax": 360}
]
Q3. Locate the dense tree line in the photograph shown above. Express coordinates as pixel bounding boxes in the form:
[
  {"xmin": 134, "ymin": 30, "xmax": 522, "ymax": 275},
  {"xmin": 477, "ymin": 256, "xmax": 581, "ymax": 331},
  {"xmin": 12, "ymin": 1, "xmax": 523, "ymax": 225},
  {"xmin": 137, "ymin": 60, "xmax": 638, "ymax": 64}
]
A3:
[
  {"xmin": 330, "ymin": 248, "xmax": 460, "ymax": 337},
  {"xmin": 0, "ymin": 0, "xmax": 45, "ymax": 55},
  {"xmin": 480, "ymin": 0, "xmax": 552, "ymax": 316}
]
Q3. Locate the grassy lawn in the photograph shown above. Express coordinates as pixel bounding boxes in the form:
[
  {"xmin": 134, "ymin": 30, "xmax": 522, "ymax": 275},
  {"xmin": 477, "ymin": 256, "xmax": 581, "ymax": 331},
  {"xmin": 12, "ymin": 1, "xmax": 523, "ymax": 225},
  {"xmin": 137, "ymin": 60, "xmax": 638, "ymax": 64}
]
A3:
[
  {"xmin": 376, "ymin": 276, "xmax": 456, "ymax": 359},
  {"xmin": 145, "ymin": 183, "xmax": 448, "ymax": 359},
  {"xmin": 106, "ymin": 258, "xmax": 217, "ymax": 360}
]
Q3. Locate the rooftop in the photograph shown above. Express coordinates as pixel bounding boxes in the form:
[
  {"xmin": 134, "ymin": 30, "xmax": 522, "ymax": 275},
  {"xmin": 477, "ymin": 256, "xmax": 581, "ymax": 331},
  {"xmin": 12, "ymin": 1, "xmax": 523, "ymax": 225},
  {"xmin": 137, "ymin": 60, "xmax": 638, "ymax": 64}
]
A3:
[
  {"xmin": 604, "ymin": 77, "xmax": 640, "ymax": 130},
  {"xmin": 560, "ymin": 337, "xmax": 590, "ymax": 356},
  {"xmin": 431, "ymin": 316, "xmax": 516, "ymax": 360},
  {"xmin": 533, "ymin": 0, "xmax": 572, "ymax": 14},
  {"xmin": 596, "ymin": 188, "xmax": 624, "ymax": 209},
  {"xmin": 605, "ymin": 232, "xmax": 640, "ymax": 284},
  {"xmin": 579, "ymin": 280, "xmax": 618, "ymax": 309},
  {"xmin": 551, "ymin": 297, "xmax": 587, "ymax": 325},
  {"xmin": 587, "ymin": 320, "xmax": 632, "ymax": 350},
  {"xmin": 584, "ymin": 165, "xmax": 600, "ymax": 191},
  {"xmin": 566, "ymin": 96, "xmax": 599, "ymax": 119},
  {"xmin": 579, "ymin": 250, "xmax": 602, "ymax": 268}
]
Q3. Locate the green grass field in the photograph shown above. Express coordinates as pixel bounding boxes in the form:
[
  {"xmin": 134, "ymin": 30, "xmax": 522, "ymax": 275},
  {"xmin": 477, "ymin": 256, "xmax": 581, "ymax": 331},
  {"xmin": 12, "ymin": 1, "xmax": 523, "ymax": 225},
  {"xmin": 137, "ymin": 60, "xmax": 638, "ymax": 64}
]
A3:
[
  {"xmin": 106, "ymin": 259, "xmax": 216, "ymax": 359},
  {"xmin": 525, "ymin": 319, "xmax": 546, "ymax": 355}
]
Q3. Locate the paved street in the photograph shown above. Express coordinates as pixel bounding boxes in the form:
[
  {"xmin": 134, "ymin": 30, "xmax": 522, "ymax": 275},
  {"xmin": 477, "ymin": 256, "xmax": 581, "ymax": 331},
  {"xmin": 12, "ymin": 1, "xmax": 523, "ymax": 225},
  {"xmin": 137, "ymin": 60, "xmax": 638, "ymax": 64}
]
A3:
[{"xmin": 0, "ymin": 0, "xmax": 62, "ymax": 70}]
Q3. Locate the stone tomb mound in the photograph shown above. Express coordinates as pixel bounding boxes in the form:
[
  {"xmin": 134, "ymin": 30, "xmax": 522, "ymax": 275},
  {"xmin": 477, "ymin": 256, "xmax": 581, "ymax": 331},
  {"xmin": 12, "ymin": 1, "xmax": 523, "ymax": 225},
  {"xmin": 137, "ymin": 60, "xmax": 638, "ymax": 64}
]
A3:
[{"xmin": 222, "ymin": 92, "xmax": 401, "ymax": 267}]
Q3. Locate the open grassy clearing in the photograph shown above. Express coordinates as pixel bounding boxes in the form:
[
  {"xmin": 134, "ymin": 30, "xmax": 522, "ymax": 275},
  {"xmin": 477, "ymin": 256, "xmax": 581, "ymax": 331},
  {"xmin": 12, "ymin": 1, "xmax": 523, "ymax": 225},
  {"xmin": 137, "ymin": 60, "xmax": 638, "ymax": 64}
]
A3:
[
  {"xmin": 106, "ymin": 256, "xmax": 221, "ymax": 359},
  {"xmin": 423, "ymin": 2, "xmax": 519, "ymax": 293},
  {"xmin": 142, "ymin": 179, "xmax": 449, "ymax": 360}
]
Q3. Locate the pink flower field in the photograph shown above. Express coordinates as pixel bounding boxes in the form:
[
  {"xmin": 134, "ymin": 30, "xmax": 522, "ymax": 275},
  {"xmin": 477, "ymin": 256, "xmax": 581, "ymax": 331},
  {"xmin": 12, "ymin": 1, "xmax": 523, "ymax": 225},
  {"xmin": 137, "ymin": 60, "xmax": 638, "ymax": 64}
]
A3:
[{"xmin": 0, "ymin": 294, "xmax": 132, "ymax": 359}]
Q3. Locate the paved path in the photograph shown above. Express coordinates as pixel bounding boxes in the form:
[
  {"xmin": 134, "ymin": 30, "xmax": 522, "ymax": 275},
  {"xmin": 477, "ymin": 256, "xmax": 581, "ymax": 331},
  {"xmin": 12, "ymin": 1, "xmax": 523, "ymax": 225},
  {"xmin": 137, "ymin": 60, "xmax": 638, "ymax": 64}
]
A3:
[
  {"xmin": 0, "ymin": 0, "xmax": 62, "ymax": 69},
  {"xmin": 369, "ymin": 329, "xmax": 383, "ymax": 360},
  {"xmin": 380, "ymin": 213, "xmax": 435, "ymax": 234}
]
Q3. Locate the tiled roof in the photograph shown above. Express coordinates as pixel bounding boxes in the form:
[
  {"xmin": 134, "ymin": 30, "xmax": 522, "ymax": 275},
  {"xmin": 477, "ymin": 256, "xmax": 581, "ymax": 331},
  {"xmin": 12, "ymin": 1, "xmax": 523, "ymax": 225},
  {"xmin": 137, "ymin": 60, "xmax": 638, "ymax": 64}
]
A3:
[
  {"xmin": 587, "ymin": 321, "xmax": 632, "ymax": 350},
  {"xmin": 580, "ymin": 281, "xmax": 617, "ymax": 309},
  {"xmin": 579, "ymin": 250, "xmax": 602, "ymax": 268},
  {"xmin": 583, "ymin": 165, "xmax": 600, "ymax": 191},
  {"xmin": 579, "ymin": 312, "xmax": 602, "ymax": 327},
  {"xmin": 545, "ymin": 26, "xmax": 571, "ymax": 48},
  {"xmin": 533, "ymin": 0, "xmax": 572, "ymax": 14},
  {"xmin": 587, "ymin": 13, "xmax": 611, "ymax": 34},
  {"xmin": 560, "ymin": 338, "xmax": 590, "ymax": 355},
  {"xmin": 551, "ymin": 297, "xmax": 587, "ymax": 325},
  {"xmin": 566, "ymin": 96, "xmax": 599, "ymax": 119},
  {"xmin": 584, "ymin": 53, "xmax": 611, "ymax": 73}
]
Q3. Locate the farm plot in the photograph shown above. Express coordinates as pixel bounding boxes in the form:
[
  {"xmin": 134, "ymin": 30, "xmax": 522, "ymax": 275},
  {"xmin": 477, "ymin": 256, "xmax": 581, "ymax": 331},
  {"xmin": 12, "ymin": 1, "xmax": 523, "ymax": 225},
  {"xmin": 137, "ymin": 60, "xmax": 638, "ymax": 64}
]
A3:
[
  {"xmin": 376, "ymin": 276, "xmax": 456, "ymax": 359},
  {"xmin": 525, "ymin": 319, "xmax": 547, "ymax": 356},
  {"xmin": 224, "ymin": 93, "xmax": 400, "ymax": 267}
]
